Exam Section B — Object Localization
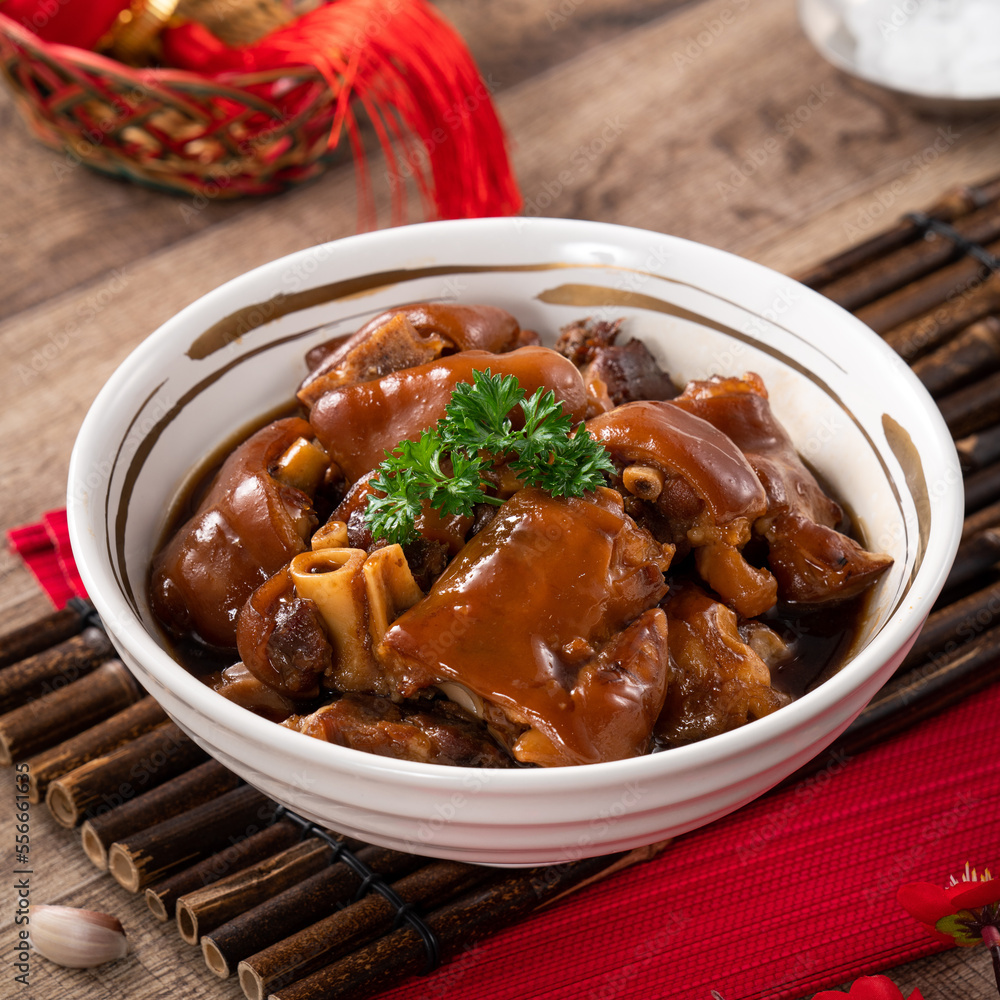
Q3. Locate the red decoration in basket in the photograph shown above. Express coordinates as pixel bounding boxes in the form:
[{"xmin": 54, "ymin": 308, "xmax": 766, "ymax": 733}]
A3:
[
  {"xmin": 0, "ymin": 0, "xmax": 126, "ymax": 48},
  {"xmin": 0, "ymin": 0, "xmax": 521, "ymax": 223}
]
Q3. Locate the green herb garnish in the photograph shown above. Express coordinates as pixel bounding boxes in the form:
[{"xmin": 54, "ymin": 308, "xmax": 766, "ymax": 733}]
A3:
[{"xmin": 365, "ymin": 370, "xmax": 614, "ymax": 545}]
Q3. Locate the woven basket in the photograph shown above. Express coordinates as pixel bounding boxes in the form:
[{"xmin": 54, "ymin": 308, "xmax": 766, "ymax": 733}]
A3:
[{"xmin": 0, "ymin": 11, "xmax": 346, "ymax": 197}]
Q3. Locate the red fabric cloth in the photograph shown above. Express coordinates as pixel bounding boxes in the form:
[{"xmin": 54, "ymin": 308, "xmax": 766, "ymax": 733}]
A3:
[
  {"xmin": 7, "ymin": 508, "xmax": 88, "ymax": 608},
  {"xmin": 382, "ymin": 689, "xmax": 997, "ymax": 1000},
  {"xmin": 7, "ymin": 512, "xmax": 998, "ymax": 997}
]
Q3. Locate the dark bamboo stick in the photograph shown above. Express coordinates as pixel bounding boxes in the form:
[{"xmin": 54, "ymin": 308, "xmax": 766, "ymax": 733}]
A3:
[
  {"xmin": 819, "ymin": 202, "xmax": 1000, "ymax": 313},
  {"xmin": 912, "ymin": 316, "xmax": 1000, "ymax": 397},
  {"xmin": 963, "ymin": 497, "xmax": 1000, "ymax": 539},
  {"xmin": 81, "ymin": 759, "xmax": 240, "ymax": 870},
  {"xmin": 796, "ymin": 222, "xmax": 926, "ymax": 292},
  {"xmin": 146, "ymin": 820, "xmax": 302, "ymax": 922},
  {"xmin": 175, "ymin": 837, "xmax": 336, "ymax": 945},
  {"xmin": 957, "ymin": 424, "xmax": 1000, "ymax": 476},
  {"xmin": 796, "ymin": 173, "xmax": 1000, "ymax": 289},
  {"xmin": 964, "ymin": 460, "xmax": 1000, "ymax": 514},
  {"xmin": 107, "ymin": 784, "xmax": 277, "ymax": 893},
  {"xmin": 236, "ymin": 861, "xmax": 490, "ymax": 998},
  {"xmin": 200, "ymin": 845, "xmax": 425, "ymax": 978},
  {"xmin": 0, "ymin": 605, "xmax": 85, "ymax": 669},
  {"xmin": 26, "ymin": 696, "xmax": 167, "ymax": 803},
  {"xmin": 941, "ymin": 528, "xmax": 1000, "ymax": 593},
  {"xmin": 856, "ymin": 238, "xmax": 1000, "ymax": 335},
  {"xmin": 0, "ymin": 659, "xmax": 140, "ymax": 765},
  {"xmin": 269, "ymin": 844, "xmax": 666, "ymax": 1000},
  {"xmin": 884, "ymin": 274, "xmax": 1000, "ymax": 362},
  {"xmin": 938, "ymin": 370, "xmax": 1000, "ymax": 440},
  {"xmin": 945, "ymin": 175, "xmax": 1000, "ymax": 215},
  {"xmin": 46, "ymin": 721, "xmax": 206, "ymax": 828},
  {"xmin": 0, "ymin": 627, "xmax": 112, "ymax": 716},
  {"xmin": 901, "ymin": 578, "xmax": 1000, "ymax": 671}
]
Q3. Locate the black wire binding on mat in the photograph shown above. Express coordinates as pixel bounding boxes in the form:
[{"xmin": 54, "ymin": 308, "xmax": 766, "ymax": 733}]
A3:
[
  {"xmin": 272, "ymin": 805, "xmax": 442, "ymax": 974},
  {"xmin": 66, "ymin": 596, "xmax": 105, "ymax": 633},
  {"xmin": 905, "ymin": 211, "xmax": 1000, "ymax": 273}
]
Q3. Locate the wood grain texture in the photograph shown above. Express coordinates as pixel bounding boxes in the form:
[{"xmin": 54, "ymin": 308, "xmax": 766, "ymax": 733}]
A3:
[
  {"xmin": 0, "ymin": 0, "xmax": 690, "ymax": 323},
  {"xmin": 850, "ymin": 948, "xmax": 998, "ymax": 999},
  {"xmin": 0, "ymin": 89, "xmax": 247, "ymax": 322},
  {"xmin": 432, "ymin": 0, "xmax": 699, "ymax": 89},
  {"xmin": 1, "ymin": 0, "xmax": 999, "ymax": 996}
]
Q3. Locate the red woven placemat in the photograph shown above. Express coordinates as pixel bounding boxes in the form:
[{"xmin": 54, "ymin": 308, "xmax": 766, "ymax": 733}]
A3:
[
  {"xmin": 384, "ymin": 690, "xmax": 995, "ymax": 1000},
  {"xmin": 8, "ymin": 513, "xmax": 997, "ymax": 998}
]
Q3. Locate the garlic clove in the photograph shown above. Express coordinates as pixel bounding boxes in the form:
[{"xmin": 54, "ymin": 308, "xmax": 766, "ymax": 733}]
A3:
[{"xmin": 29, "ymin": 905, "xmax": 129, "ymax": 969}]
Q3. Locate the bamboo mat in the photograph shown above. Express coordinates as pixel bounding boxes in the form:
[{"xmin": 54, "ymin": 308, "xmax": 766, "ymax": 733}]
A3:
[{"xmin": 5, "ymin": 173, "xmax": 1000, "ymax": 999}]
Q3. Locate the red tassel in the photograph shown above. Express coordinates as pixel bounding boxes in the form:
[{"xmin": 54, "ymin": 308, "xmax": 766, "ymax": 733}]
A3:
[{"xmin": 163, "ymin": 0, "xmax": 521, "ymax": 225}]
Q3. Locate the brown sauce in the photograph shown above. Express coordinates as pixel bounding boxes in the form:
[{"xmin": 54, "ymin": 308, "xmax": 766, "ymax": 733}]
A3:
[{"xmin": 149, "ymin": 317, "xmax": 885, "ymax": 767}]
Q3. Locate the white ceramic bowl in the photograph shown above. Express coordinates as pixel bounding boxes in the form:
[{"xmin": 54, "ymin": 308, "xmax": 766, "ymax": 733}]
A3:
[
  {"xmin": 799, "ymin": 0, "xmax": 1000, "ymax": 115},
  {"xmin": 68, "ymin": 217, "xmax": 962, "ymax": 866}
]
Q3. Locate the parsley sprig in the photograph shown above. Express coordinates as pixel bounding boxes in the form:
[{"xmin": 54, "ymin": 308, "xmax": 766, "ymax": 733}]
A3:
[{"xmin": 365, "ymin": 369, "xmax": 614, "ymax": 545}]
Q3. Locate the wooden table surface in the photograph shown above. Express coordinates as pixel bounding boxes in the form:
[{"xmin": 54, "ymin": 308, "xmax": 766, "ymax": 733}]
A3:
[{"xmin": 2, "ymin": 0, "xmax": 999, "ymax": 996}]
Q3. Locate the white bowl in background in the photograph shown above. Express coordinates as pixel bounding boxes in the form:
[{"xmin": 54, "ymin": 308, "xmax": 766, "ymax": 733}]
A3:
[
  {"xmin": 67, "ymin": 217, "xmax": 962, "ymax": 866},
  {"xmin": 799, "ymin": 0, "xmax": 1000, "ymax": 115}
]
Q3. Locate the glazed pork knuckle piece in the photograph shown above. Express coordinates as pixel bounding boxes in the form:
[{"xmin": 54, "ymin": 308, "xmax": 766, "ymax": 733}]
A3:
[
  {"xmin": 586, "ymin": 400, "xmax": 778, "ymax": 618},
  {"xmin": 555, "ymin": 316, "xmax": 678, "ymax": 415},
  {"xmin": 307, "ymin": 346, "xmax": 587, "ymax": 486},
  {"xmin": 377, "ymin": 486, "xmax": 673, "ymax": 767},
  {"xmin": 235, "ymin": 566, "xmax": 333, "ymax": 699},
  {"xmin": 284, "ymin": 693, "xmax": 516, "ymax": 768},
  {"xmin": 150, "ymin": 418, "xmax": 326, "ymax": 649},
  {"xmin": 658, "ymin": 582, "xmax": 790, "ymax": 746},
  {"xmin": 299, "ymin": 303, "xmax": 536, "ymax": 406},
  {"xmin": 671, "ymin": 374, "xmax": 893, "ymax": 604}
]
